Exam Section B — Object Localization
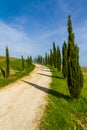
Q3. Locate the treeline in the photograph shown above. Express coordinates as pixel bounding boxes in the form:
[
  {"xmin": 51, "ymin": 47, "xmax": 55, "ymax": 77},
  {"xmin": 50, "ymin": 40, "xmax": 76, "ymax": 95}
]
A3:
[
  {"xmin": 0, "ymin": 47, "xmax": 32, "ymax": 78},
  {"xmin": 36, "ymin": 15, "xmax": 84, "ymax": 99},
  {"xmin": 45, "ymin": 42, "xmax": 61, "ymax": 72},
  {"xmin": 34, "ymin": 55, "xmax": 45, "ymax": 64}
]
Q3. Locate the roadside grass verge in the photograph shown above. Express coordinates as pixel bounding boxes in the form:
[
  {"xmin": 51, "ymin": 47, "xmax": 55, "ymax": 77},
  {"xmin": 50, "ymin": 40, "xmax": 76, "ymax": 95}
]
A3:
[
  {"xmin": 40, "ymin": 67, "xmax": 87, "ymax": 130},
  {"xmin": 82, "ymin": 67, "xmax": 87, "ymax": 73},
  {"xmin": 0, "ymin": 56, "xmax": 35, "ymax": 89}
]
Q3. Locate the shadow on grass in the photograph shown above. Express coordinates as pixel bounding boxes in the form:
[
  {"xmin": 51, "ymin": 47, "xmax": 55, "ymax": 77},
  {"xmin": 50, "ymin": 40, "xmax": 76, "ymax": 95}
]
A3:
[
  {"xmin": 21, "ymin": 80, "xmax": 71, "ymax": 101},
  {"xmin": 37, "ymin": 73, "xmax": 64, "ymax": 79},
  {"xmin": 16, "ymin": 67, "xmax": 22, "ymax": 71}
]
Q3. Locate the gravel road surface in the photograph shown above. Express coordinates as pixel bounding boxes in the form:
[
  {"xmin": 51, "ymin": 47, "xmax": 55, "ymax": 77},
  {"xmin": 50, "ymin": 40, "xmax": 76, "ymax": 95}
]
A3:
[{"xmin": 0, "ymin": 64, "xmax": 52, "ymax": 130}]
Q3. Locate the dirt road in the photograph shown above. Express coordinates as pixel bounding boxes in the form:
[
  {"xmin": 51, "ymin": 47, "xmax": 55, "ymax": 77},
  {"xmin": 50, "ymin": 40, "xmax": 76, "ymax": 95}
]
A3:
[{"xmin": 0, "ymin": 64, "xmax": 52, "ymax": 130}]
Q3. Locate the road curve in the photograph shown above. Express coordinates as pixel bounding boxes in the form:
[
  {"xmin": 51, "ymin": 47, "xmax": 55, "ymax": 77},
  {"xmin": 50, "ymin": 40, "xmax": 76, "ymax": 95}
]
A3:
[{"xmin": 0, "ymin": 64, "xmax": 52, "ymax": 130}]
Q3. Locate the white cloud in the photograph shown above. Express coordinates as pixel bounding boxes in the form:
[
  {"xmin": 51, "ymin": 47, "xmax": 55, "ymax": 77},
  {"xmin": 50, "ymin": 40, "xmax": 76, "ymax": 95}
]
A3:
[
  {"xmin": 0, "ymin": 21, "xmax": 35, "ymax": 58},
  {"xmin": 0, "ymin": 18, "xmax": 87, "ymax": 66},
  {"xmin": 40, "ymin": 26, "xmax": 67, "ymax": 38}
]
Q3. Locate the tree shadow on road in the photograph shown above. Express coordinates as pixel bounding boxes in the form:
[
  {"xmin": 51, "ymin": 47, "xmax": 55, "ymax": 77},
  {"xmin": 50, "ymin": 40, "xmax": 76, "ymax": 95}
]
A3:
[
  {"xmin": 41, "ymin": 68, "xmax": 56, "ymax": 72},
  {"xmin": 21, "ymin": 80, "xmax": 71, "ymax": 101},
  {"xmin": 37, "ymin": 73, "xmax": 64, "ymax": 79}
]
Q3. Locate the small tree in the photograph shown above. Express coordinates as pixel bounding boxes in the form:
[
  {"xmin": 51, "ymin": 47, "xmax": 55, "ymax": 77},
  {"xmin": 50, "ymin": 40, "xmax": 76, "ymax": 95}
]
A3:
[
  {"xmin": 6, "ymin": 46, "xmax": 10, "ymax": 78},
  {"xmin": 47, "ymin": 54, "xmax": 50, "ymax": 65},
  {"xmin": 0, "ymin": 67, "xmax": 5, "ymax": 78},
  {"xmin": 57, "ymin": 46, "xmax": 61, "ymax": 71},
  {"xmin": 53, "ymin": 42, "xmax": 57, "ymax": 68},
  {"xmin": 45, "ymin": 53, "xmax": 48, "ymax": 65},
  {"xmin": 50, "ymin": 49, "xmax": 53, "ymax": 67},
  {"xmin": 26, "ymin": 56, "xmax": 30, "ymax": 68},
  {"xmin": 67, "ymin": 15, "xmax": 84, "ymax": 99},
  {"xmin": 62, "ymin": 41, "xmax": 67, "ymax": 78},
  {"xmin": 29, "ymin": 56, "xmax": 32, "ymax": 66},
  {"xmin": 21, "ymin": 56, "xmax": 24, "ymax": 71}
]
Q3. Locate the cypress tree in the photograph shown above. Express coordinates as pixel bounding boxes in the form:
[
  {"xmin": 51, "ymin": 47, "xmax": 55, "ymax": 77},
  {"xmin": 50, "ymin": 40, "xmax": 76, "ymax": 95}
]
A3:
[
  {"xmin": 26, "ymin": 56, "xmax": 30, "ymax": 68},
  {"xmin": 47, "ymin": 54, "xmax": 50, "ymax": 65},
  {"xmin": 30, "ymin": 56, "xmax": 32, "ymax": 66},
  {"xmin": 21, "ymin": 55, "xmax": 24, "ymax": 70},
  {"xmin": 37, "ymin": 55, "xmax": 43, "ymax": 64},
  {"xmin": 67, "ymin": 15, "xmax": 84, "ymax": 99},
  {"xmin": 62, "ymin": 41, "xmax": 67, "ymax": 78},
  {"xmin": 0, "ymin": 67, "xmax": 5, "ymax": 78},
  {"xmin": 57, "ymin": 46, "xmax": 61, "ymax": 71},
  {"xmin": 6, "ymin": 46, "xmax": 10, "ymax": 78},
  {"xmin": 50, "ymin": 49, "xmax": 53, "ymax": 67},
  {"xmin": 45, "ymin": 53, "xmax": 48, "ymax": 65},
  {"xmin": 53, "ymin": 42, "xmax": 57, "ymax": 68}
]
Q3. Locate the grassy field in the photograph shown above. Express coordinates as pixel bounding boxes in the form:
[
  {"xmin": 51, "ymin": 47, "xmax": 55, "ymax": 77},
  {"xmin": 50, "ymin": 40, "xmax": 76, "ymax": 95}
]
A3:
[
  {"xmin": 0, "ymin": 56, "xmax": 35, "ymax": 88},
  {"xmin": 82, "ymin": 67, "xmax": 87, "ymax": 73},
  {"xmin": 40, "ymin": 67, "xmax": 87, "ymax": 130}
]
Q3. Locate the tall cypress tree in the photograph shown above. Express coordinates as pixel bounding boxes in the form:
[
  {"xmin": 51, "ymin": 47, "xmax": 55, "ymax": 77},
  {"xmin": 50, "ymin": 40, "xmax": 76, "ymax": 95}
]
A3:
[
  {"xmin": 45, "ymin": 53, "xmax": 48, "ymax": 65},
  {"xmin": 62, "ymin": 41, "xmax": 67, "ymax": 78},
  {"xmin": 47, "ymin": 54, "xmax": 50, "ymax": 65},
  {"xmin": 53, "ymin": 42, "xmax": 57, "ymax": 68},
  {"xmin": 6, "ymin": 46, "xmax": 10, "ymax": 78},
  {"xmin": 21, "ymin": 55, "xmax": 24, "ymax": 71},
  {"xmin": 67, "ymin": 15, "xmax": 84, "ymax": 98},
  {"xmin": 50, "ymin": 49, "xmax": 53, "ymax": 67},
  {"xmin": 57, "ymin": 46, "xmax": 61, "ymax": 71},
  {"xmin": 30, "ymin": 56, "xmax": 32, "ymax": 66},
  {"xmin": 26, "ymin": 56, "xmax": 30, "ymax": 68}
]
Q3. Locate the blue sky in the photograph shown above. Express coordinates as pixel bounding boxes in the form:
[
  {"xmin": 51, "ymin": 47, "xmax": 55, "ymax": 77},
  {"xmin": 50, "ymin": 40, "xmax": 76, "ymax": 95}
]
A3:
[{"xmin": 0, "ymin": 0, "xmax": 87, "ymax": 66}]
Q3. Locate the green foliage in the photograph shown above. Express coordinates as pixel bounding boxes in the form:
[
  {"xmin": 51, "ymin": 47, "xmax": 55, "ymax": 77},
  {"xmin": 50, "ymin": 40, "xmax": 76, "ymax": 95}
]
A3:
[
  {"xmin": 21, "ymin": 55, "xmax": 24, "ymax": 70},
  {"xmin": 40, "ymin": 67, "xmax": 87, "ymax": 130},
  {"xmin": 45, "ymin": 53, "xmax": 48, "ymax": 65},
  {"xmin": 26, "ymin": 56, "xmax": 30, "ymax": 68},
  {"xmin": 67, "ymin": 15, "xmax": 84, "ymax": 99},
  {"xmin": 57, "ymin": 46, "xmax": 61, "ymax": 71},
  {"xmin": 0, "ymin": 67, "xmax": 5, "ymax": 78},
  {"xmin": 6, "ymin": 46, "xmax": 10, "ymax": 78},
  {"xmin": 53, "ymin": 42, "xmax": 57, "ymax": 68},
  {"xmin": 47, "ymin": 54, "xmax": 50, "ymax": 65},
  {"xmin": 50, "ymin": 49, "xmax": 53, "ymax": 67},
  {"xmin": 34, "ymin": 55, "xmax": 45, "ymax": 64},
  {"xmin": 62, "ymin": 41, "xmax": 67, "ymax": 78},
  {"xmin": 0, "ymin": 56, "xmax": 35, "ymax": 88},
  {"xmin": 29, "ymin": 56, "xmax": 32, "ymax": 66},
  {"xmin": 44, "ymin": 42, "xmax": 61, "ymax": 70}
]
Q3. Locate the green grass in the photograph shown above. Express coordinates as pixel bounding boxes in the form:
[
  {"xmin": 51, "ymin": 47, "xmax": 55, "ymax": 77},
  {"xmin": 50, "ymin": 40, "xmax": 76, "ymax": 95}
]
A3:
[
  {"xmin": 40, "ymin": 67, "xmax": 87, "ymax": 130},
  {"xmin": 82, "ymin": 67, "xmax": 87, "ymax": 73},
  {"xmin": 0, "ymin": 56, "xmax": 35, "ymax": 88}
]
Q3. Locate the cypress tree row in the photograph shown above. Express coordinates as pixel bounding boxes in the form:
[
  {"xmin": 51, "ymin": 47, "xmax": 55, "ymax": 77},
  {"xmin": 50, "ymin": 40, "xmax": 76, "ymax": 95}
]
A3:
[
  {"xmin": 44, "ymin": 43, "xmax": 61, "ymax": 70},
  {"xmin": 6, "ymin": 46, "xmax": 10, "ymax": 78},
  {"xmin": 62, "ymin": 41, "xmax": 67, "ymax": 78},
  {"xmin": 57, "ymin": 46, "xmax": 61, "ymax": 71},
  {"xmin": 67, "ymin": 15, "xmax": 84, "ymax": 99},
  {"xmin": 26, "ymin": 56, "xmax": 32, "ymax": 67}
]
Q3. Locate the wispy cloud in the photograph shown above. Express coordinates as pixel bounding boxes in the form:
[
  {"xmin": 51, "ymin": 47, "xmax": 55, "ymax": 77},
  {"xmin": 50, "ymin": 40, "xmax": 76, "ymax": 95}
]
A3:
[
  {"xmin": 40, "ymin": 26, "xmax": 66, "ymax": 38},
  {"xmin": 0, "ymin": 21, "xmax": 35, "ymax": 58},
  {"xmin": 0, "ymin": 16, "xmax": 87, "ymax": 66}
]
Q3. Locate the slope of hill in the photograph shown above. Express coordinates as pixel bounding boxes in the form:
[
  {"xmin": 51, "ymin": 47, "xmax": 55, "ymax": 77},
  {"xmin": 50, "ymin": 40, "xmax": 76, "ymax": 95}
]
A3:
[{"xmin": 0, "ymin": 56, "xmax": 35, "ymax": 88}]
